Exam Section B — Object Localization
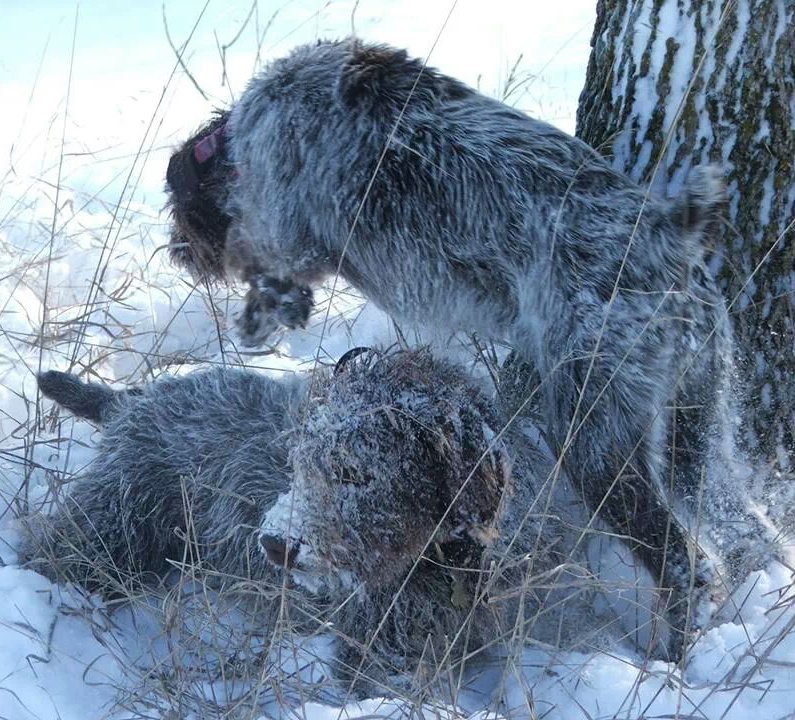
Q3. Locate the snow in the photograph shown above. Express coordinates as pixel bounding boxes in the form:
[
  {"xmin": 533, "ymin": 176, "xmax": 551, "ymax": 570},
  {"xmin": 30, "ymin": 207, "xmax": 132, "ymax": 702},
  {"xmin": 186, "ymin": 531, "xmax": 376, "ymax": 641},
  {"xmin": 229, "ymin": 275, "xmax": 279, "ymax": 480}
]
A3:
[
  {"xmin": 1, "ymin": 1, "xmax": 794, "ymax": 719},
  {"xmin": 624, "ymin": 0, "xmax": 702, "ymax": 191},
  {"xmin": 0, "ymin": 568, "xmax": 122, "ymax": 720},
  {"xmin": 611, "ymin": 0, "xmax": 654, "ymax": 174}
]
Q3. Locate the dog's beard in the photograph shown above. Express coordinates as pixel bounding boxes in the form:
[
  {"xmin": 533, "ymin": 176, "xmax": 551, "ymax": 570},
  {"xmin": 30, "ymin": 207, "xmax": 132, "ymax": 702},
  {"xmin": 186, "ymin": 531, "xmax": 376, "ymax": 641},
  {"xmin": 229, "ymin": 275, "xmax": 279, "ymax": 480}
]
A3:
[{"xmin": 167, "ymin": 199, "xmax": 231, "ymax": 281}]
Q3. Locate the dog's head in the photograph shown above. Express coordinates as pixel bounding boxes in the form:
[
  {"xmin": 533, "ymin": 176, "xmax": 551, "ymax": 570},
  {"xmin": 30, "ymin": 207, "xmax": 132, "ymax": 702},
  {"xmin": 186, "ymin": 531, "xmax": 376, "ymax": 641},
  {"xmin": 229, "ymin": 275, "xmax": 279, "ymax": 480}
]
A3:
[
  {"xmin": 165, "ymin": 110, "xmax": 234, "ymax": 281},
  {"xmin": 259, "ymin": 349, "xmax": 512, "ymax": 594}
]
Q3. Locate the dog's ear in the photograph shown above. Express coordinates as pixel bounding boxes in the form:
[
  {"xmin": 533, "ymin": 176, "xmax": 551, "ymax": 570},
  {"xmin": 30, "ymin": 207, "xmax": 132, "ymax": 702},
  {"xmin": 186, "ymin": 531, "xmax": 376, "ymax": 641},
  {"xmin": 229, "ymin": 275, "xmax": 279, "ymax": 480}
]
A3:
[
  {"xmin": 333, "ymin": 346, "xmax": 378, "ymax": 375},
  {"xmin": 339, "ymin": 42, "xmax": 471, "ymax": 111},
  {"xmin": 338, "ymin": 42, "xmax": 415, "ymax": 107},
  {"xmin": 166, "ymin": 111, "xmax": 230, "ymax": 203}
]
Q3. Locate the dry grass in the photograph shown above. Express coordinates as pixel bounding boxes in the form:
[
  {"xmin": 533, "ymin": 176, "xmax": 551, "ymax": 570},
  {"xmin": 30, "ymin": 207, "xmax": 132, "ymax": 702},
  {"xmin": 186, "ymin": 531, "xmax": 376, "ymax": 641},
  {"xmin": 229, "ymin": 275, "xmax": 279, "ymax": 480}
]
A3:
[{"xmin": 1, "ymin": 3, "xmax": 794, "ymax": 720}]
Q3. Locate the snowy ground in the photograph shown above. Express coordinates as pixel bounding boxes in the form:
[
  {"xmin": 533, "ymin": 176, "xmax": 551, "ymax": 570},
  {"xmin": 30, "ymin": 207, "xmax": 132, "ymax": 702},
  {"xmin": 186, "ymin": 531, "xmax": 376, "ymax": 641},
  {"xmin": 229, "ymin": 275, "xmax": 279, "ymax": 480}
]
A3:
[{"xmin": 1, "ymin": 1, "xmax": 795, "ymax": 719}]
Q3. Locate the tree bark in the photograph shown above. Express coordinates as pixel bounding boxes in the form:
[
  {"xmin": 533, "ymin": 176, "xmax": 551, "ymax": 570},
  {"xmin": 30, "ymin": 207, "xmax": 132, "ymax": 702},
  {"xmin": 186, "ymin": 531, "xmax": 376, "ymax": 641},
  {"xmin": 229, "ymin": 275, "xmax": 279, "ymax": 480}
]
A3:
[{"xmin": 576, "ymin": 0, "xmax": 795, "ymax": 473}]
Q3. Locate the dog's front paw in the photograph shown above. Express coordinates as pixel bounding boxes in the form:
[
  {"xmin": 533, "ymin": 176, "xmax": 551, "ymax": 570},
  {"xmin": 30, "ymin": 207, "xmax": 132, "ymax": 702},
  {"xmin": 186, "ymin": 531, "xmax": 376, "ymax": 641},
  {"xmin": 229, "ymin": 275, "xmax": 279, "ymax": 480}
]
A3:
[
  {"xmin": 664, "ymin": 554, "xmax": 722, "ymax": 662},
  {"xmin": 235, "ymin": 276, "xmax": 314, "ymax": 347},
  {"xmin": 266, "ymin": 279, "xmax": 314, "ymax": 330},
  {"xmin": 237, "ymin": 288, "xmax": 282, "ymax": 347}
]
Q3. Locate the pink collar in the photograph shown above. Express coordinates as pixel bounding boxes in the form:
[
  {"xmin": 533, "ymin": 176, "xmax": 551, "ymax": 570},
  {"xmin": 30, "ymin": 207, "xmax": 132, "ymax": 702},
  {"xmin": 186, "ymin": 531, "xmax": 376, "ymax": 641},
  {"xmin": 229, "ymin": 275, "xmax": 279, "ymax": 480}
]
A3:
[{"xmin": 193, "ymin": 123, "xmax": 227, "ymax": 164}]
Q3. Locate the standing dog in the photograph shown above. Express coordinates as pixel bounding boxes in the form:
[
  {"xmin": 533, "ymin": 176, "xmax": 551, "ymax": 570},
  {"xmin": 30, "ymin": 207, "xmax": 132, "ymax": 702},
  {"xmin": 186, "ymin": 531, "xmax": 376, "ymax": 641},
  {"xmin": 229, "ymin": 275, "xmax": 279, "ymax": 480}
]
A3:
[{"xmin": 165, "ymin": 39, "xmax": 731, "ymax": 645}]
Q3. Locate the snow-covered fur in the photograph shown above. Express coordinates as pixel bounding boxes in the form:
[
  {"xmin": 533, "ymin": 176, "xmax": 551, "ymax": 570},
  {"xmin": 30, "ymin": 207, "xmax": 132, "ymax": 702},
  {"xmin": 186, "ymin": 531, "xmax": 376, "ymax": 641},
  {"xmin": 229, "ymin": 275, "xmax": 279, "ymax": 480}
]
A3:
[
  {"xmin": 260, "ymin": 350, "xmax": 509, "ymax": 688},
  {"xmin": 24, "ymin": 351, "xmax": 591, "ymax": 694},
  {"xmin": 165, "ymin": 39, "xmax": 731, "ymax": 642},
  {"xmin": 259, "ymin": 349, "xmax": 605, "ymax": 691},
  {"xmin": 22, "ymin": 367, "xmax": 304, "ymax": 593}
]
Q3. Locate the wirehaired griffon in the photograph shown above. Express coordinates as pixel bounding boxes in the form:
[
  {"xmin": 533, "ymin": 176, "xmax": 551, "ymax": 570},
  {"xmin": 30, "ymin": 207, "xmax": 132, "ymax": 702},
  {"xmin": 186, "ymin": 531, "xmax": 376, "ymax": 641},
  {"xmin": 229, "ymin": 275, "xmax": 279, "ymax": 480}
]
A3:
[{"xmin": 164, "ymin": 39, "xmax": 732, "ymax": 645}]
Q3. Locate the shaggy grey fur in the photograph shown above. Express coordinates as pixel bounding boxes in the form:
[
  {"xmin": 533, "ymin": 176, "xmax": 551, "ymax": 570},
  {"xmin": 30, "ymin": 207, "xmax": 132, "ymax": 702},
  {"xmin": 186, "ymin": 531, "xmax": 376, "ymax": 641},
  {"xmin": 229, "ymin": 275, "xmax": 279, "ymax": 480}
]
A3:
[
  {"xmin": 25, "ymin": 352, "xmax": 590, "ymax": 695},
  {"xmin": 24, "ymin": 368, "xmax": 304, "ymax": 592},
  {"xmin": 259, "ymin": 349, "xmax": 601, "ymax": 692},
  {"xmin": 165, "ymin": 39, "xmax": 732, "ymax": 641}
]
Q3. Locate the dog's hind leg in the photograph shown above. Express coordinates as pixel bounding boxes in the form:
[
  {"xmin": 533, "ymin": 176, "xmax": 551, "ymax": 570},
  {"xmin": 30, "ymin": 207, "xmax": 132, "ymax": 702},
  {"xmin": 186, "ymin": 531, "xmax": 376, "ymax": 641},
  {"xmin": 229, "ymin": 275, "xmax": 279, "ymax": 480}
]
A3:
[{"xmin": 537, "ymin": 313, "xmax": 716, "ymax": 658}]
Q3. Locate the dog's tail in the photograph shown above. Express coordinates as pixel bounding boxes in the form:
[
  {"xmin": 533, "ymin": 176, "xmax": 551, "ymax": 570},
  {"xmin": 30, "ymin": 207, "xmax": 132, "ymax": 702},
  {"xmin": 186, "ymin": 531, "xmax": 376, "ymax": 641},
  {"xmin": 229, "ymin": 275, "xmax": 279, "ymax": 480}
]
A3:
[
  {"xmin": 671, "ymin": 164, "xmax": 727, "ymax": 276},
  {"xmin": 37, "ymin": 371, "xmax": 130, "ymax": 426},
  {"xmin": 674, "ymin": 164, "xmax": 727, "ymax": 235}
]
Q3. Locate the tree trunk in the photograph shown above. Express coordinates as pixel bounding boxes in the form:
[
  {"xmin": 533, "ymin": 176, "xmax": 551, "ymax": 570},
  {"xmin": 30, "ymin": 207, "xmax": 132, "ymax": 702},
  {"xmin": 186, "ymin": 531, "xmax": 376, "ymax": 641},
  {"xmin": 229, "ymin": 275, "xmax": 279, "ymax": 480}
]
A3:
[{"xmin": 576, "ymin": 0, "xmax": 795, "ymax": 474}]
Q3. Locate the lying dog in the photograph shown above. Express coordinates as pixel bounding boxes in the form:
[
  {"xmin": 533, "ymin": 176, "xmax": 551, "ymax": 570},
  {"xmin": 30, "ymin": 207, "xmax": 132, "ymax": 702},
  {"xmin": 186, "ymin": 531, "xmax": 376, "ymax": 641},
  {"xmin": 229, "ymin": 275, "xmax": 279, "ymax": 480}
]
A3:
[
  {"xmin": 165, "ymin": 39, "xmax": 733, "ymax": 642},
  {"xmin": 26, "ymin": 366, "xmax": 304, "ymax": 592},
  {"xmin": 258, "ymin": 348, "xmax": 598, "ymax": 689},
  {"xmin": 25, "ymin": 350, "xmax": 593, "ymax": 693}
]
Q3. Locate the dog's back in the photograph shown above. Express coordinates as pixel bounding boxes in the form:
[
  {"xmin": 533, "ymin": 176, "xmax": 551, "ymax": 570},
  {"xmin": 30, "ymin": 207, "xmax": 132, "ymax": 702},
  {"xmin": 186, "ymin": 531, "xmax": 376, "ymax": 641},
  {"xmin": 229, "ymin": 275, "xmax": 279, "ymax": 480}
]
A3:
[{"xmin": 24, "ymin": 367, "xmax": 304, "ymax": 592}]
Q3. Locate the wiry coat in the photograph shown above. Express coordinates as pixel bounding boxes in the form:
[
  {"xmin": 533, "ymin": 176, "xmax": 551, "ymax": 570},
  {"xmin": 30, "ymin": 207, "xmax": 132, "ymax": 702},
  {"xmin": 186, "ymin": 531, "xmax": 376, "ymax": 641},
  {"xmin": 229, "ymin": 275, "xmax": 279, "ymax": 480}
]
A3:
[
  {"xmin": 24, "ymin": 352, "xmax": 584, "ymax": 695},
  {"xmin": 24, "ymin": 368, "xmax": 303, "ymax": 592},
  {"xmin": 259, "ymin": 350, "xmax": 591, "ymax": 692},
  {"xmin": 165, "ymin": 39, "xmax": 731, "ymax": 641}
]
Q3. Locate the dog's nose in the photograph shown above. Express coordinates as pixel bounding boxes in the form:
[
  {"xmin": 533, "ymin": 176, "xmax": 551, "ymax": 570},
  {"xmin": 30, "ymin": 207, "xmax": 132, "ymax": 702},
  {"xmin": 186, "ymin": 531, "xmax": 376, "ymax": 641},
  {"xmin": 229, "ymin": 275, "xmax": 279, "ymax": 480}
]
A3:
[{"xmin": 260, "ymin": 534, "xmax": 298, "ymax": 569}]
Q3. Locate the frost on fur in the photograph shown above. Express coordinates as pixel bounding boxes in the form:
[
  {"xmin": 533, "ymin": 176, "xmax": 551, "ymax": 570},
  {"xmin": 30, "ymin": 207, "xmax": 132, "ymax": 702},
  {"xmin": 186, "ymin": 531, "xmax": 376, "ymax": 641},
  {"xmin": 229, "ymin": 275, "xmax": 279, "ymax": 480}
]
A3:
[
  {"xmin": 24, "ymin": 350, "xmax": 596, "ymax": 694},
  {"xmin": 165, "ymin": 39, "xmax": 739, "ymax": 648},
  {"xmin": 259, "ymin": 349, "xmax": 517, "ymax": 689},
  {"xmin": 23, "ymin": 367, "xmax": 304, "ymax": 594},
  {"xmin": 259, "ymin": 350, "xmax": 618, "ymax": 690}
]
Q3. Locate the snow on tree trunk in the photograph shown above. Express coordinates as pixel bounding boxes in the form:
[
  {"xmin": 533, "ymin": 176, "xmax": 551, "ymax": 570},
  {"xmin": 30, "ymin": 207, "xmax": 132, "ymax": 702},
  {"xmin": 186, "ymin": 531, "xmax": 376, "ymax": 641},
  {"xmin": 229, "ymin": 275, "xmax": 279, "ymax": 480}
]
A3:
[{"xmin": 576, "ymin": 0, "xmax": 795, "ymax": 472}]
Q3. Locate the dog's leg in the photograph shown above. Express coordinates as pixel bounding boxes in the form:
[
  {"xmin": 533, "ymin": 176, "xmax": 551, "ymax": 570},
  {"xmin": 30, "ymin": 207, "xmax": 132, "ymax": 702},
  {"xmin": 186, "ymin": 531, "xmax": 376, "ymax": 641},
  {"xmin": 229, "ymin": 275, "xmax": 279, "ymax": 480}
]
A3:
[
  {"xmin": 236, "ymin": 275, "xmax": 314, "ymax": 346},
  {"xmin": 539, "ymin": 319, "xmax": 715, "ymax": 658}
]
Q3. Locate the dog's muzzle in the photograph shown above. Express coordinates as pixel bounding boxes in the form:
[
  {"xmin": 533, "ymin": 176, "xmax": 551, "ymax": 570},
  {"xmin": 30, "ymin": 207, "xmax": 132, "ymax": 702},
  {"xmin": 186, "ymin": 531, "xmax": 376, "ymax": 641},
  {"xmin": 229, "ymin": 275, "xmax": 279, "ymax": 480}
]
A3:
[{"xmin": 260, "ymin": 533, "xmax": 300, "ymax": 569}]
